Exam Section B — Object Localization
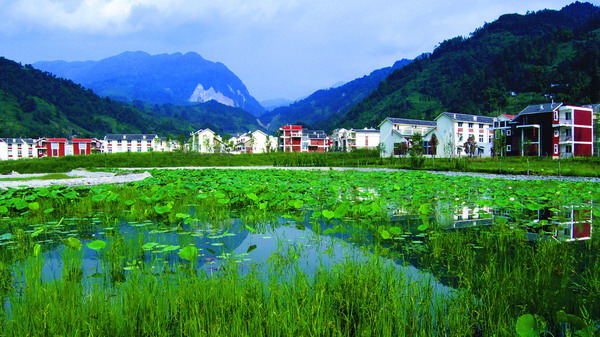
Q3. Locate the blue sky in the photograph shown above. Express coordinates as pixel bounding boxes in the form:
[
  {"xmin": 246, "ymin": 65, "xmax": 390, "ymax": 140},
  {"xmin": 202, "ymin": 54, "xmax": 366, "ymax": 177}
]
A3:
[{"xmin": 0, "ymin": 0, "xmax": 579, "ymax": 101}]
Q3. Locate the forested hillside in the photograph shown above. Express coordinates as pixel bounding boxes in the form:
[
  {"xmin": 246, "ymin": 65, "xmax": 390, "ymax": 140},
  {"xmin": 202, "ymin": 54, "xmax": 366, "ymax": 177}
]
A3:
[
  {"xmin": 259, "ymin": 59, "xmax": 411, "ymax": 131},
  {"xmin": 330, "ymin": 2, "xmax": 600, "ymax": 129}
]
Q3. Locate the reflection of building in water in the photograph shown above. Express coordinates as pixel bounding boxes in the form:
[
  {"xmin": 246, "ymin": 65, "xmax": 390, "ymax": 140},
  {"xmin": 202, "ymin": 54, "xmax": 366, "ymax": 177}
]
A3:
[
  {"xmin": 549, "ymin": 205, "xmax": 593, "ymax": 241},
  {"xmin": 391, "ymin": 203, "xmax": 593, "ymax": 242},
  {"xmin": 448, "ymin": 205, "xmax": 493, "ymax": 228}
]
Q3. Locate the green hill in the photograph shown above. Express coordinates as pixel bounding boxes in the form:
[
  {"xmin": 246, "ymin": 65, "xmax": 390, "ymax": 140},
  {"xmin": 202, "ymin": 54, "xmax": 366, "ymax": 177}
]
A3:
[
  {"xmin": 330, "ymin": 2, "xmax": 600, "ymax": 129},
  {"xmin": 0, "ymin": 57, "xmax": 263, "ymax": 138}
]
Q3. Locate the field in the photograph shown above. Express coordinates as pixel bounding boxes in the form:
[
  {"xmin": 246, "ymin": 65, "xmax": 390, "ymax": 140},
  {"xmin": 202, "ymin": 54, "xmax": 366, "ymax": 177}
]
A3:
[
  {"xmin": 0, "ymin": 151, "xmax": 599, "ymax": 177},
  {"xmin": 0, "ymin": 168, "xmax": 598, "ymax": 336}
]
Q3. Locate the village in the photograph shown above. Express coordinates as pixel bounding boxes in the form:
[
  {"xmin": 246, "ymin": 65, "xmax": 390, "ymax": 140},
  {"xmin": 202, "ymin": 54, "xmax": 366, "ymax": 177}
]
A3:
[{"xmin": 1, "ymin": 102, "xmax": 598, "ymax": 160}]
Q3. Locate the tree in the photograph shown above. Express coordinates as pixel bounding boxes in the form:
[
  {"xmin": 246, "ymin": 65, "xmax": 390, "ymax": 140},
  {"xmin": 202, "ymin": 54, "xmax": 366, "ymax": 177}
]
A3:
[
  {"xmin": 429, "ymin": 133, "xmax": 439, "ymax": 157},
  {"xmin": 463, "ymin": 135, "xmax": 477, "ymax": 158}
]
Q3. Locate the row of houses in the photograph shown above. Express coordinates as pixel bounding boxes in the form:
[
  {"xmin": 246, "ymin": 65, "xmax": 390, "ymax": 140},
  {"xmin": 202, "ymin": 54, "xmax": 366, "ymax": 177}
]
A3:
[
  {"xmin": 0, "ymin": 135, "xmax": 179, "ymax": 160},
  {"xmin": 379, "ymin": 103, "xmax": 597, "ymax": 158},
  {"xmin": 1, "ymin": 102, "xmax": 596, "ymax": 160}
]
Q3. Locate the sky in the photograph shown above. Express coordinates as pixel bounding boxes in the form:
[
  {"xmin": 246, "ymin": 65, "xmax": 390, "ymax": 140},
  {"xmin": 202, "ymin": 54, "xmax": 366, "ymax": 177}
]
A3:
[{"xmin": 0, "ymin": 0, "xmax": 581, "ymax": 102}]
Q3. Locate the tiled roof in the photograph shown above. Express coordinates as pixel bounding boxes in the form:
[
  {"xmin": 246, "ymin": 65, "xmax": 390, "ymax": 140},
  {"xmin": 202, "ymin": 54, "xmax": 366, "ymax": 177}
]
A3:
[
  {"xmin": 437, "ymin": 112, "xmax": 495, "ymax": 124},
  {"xmin": 104, "ymin": 134, "xmax": 158, "ymax": 141},
  {"xmin": 518, "ymin": 103, "xmax": 563, "ymax": 115},
  {"xmin": 384, "ymin": 117, "xmax": 436, "ymax": 127}
]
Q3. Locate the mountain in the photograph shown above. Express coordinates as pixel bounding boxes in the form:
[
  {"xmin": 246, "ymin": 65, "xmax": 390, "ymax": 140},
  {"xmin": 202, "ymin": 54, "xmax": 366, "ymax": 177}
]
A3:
[
  {"xmin": 261, "ymin": 98, "xmax": 294, "ymax": 111},
  {"xmin": 34, "ymin": 51, "xmax": 265, "ymax": 116},
  {"xmin": 0, "ymin": 57, "xmax": 264, "ymax": 138},
  {"xmin": 259, "ymin": 59, "xmax": 411, "ymax": 131},
  {"xmin": 332, "ymin": 2, "xmax": 600, "ymax": 129}
]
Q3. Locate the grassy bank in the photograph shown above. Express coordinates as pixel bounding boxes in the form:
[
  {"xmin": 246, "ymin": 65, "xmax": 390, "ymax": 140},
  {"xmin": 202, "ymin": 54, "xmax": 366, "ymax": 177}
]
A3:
[{"xmin": 0, "ymin": 150, "xmax": 598, "ymax": 177}]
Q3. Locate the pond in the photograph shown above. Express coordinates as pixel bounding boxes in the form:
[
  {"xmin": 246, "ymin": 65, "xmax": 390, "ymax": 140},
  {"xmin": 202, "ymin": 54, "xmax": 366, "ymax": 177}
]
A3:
[{"xmin": 0, "ymin": 168, "xmax": 597, "ymax": 336}]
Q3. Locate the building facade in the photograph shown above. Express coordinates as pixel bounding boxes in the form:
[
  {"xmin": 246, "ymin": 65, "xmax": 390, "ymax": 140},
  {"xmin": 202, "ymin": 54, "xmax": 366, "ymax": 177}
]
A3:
[
  {"xmin": 102, "ymin": 134, "xmax": 159, "ymax": 153},
  {"xmin": 505, "ymin": 103, "xmax": 594, "ymax": 158},
  {"xmin": 379, "ymin": 117, "xmax": 437, "ymax": 157},
  {"xmin": 435, "ymin": 113, "xmax": 495, "ymax": 157},
  {"xmin": 0, "ymin": 138, "xmax": 40, "ymax": 160},
  {"xmin": 190, "ymin": 129, "xmax": 222, "ymax": 153},
  {"xmin": 278, "ymin": 125, "xmax": 328, "ymax": 152},
  {"xmin": 332, "ymin": 128, "xmax": 380, "ymax": 152}
]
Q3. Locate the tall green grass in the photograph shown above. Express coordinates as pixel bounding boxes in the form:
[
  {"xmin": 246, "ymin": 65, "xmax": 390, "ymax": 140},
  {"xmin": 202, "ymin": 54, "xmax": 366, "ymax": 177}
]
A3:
[{"xmin": 1, "ymin": 150, "xmax": 598, "ymax": 177}]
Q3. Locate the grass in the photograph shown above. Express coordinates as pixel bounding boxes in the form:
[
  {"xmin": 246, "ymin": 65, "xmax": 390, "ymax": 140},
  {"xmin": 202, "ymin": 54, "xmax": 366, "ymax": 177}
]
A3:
[
  {"xmin": 0, "ymin": 150, "xmax": 598, "ymax": 177},
  {"xmin": 0, "ymin": 173, "xmax": 78, "ymax": 181}
]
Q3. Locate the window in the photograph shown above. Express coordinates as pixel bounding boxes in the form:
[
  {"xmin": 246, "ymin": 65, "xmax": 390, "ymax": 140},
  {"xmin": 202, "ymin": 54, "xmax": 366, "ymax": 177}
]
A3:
[
  {"xmin": 565, "ymin": 128, "xmax": 572, "ymax": 137},
  {"xmin": 554, "ymin": 111, "xmax": 559, "ymax": 120},
  {"xmin": 479, "ymin": 124, "xmax": 484, "ymax": 129},
  {"xmin": 554, "ymin": 144, "xmax": 559, "ymax": 154},
  {"xmin": 554, "ymin": 129, "xmax": 559, "ymax": 137},
  {"xmin": 489, "ymin": 135, "xmax": 493, "ymax": 143},
  {"xmin": 506, "ymin": 145, "xmax": 512, "ymax": 152},
  {"xmin": 479, "ymin": 135, "xmax": 484, "ymax": 143},
  {"xmin": 565, "ymin": 145, "xmax": 572, "ymax": 153},
  {"xmin": 507, "ymin": 129, "xmax": 512, "ymax": 136},
  {"xmin": 565, "ymin": 112, "xmax": 572, "ymax": 120},
  {"xmin": 468, "ymin": 123, "xmax": 474, "ymax": 128},
  {"xmin": 458, "ymin": 122, "xmax": 463, "ymax": 127}
]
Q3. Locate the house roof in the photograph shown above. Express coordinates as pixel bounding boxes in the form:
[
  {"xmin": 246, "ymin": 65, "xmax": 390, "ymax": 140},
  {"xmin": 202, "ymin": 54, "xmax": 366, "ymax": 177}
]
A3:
[
  {"xmin": 584, "ymin": 104, "xmax": 600, "ymax": 113},
  {"xmin": 304, "ymin": 130, "xmax": 327, "ymax": 139},
  {"xmin": 381, "ymin": 117, "xmax": 437, "ymax": 127},
  {"xmin": 350, "ymin": 128, "xmax": 380, "ymax": 133},
  {"xmin": 104, "ymin": 134, "xmax": 158, "ymax": 141},
  {"xmin": 502, "ymin": 114, "xmax": 516, "ymax": 119},
  {"xmin": 518, "ymin": 103, "xmax": 563, "ymax": 115},
  {"xmin": 0, "ymin": 138, "xmax": 37, "ymax": 144},
  {"xmin": 436, "ymin": 112, "xmax": 495, "ymax": 124}
]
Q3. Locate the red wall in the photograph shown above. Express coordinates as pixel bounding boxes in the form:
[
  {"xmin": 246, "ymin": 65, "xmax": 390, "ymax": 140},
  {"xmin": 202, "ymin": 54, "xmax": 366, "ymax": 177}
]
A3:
[
  {"xmin": 575, "ymin": 144, "xmax": 592, "ymax": 157},
  {"xmin": 574, "ymin": 109, "xmax": 592, "ymax": 126},
  {"xmin": 574, "ymin": 127, "xmax": 593, "ymax": 142}
]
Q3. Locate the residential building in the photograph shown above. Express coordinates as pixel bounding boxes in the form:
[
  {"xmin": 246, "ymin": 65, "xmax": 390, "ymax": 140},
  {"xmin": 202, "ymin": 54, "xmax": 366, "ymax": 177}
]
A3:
[
  {"xmin": 36, "ymin": 138, "xmax": 101, "ymax": 157},
  {"xmin": 379, "ymin": 117, "xmax": 437, "ymax": 157},
  {"xmin": 0, "ymin": 138, "xmax": 40, "ymax": 160},
  {"xmin": 231, "ymin": 130, "xmax": 277, "ymax": 154},
  {"xmin": 435, "ymin": 112, "xmax": 495, "ymax": 157},
  {"xmin": 190, "ymin": 129, "xmax": 222, "ymax": 153},
  {"xmin": 278, "ymin": 125, "xmax": 328, "ymax": 152},
  {"xmin": 505, "ymin": 103, "xmax": 594, "ymax": 158},
  {"xmin": 305, "ymin": 130, "xmax": 328, "ymax": 152},
  {"xmin": 584, "ymin": 104, "xmax": 599, "ymax": 156},
  {"xmin": 331, "ymin": 128, "xmax": 380, "ymax": 152},
  {"xmin": 102, "ymin": 134, "xmax": 159, "ymax": 153},
  {"xmin": 279, "ymin": 125, "xmax": 303, "ymax": 152}
]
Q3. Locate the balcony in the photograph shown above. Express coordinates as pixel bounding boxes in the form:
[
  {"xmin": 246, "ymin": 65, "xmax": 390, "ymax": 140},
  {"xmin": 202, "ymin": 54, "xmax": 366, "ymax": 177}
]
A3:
[{"xmin": 553, "ymin": 118, "xmax": 574, "ymax": 126}]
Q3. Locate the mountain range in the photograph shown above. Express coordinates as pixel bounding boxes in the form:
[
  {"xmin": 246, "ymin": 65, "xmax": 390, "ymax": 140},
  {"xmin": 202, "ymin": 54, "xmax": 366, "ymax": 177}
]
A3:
[
  {"xmin": 0, "ymin": 57, "xmax": 264, "ymax": 138},
  {"xmin": 34, "ymin": 51, "xmax": 265, "ymax": 116},
  {"xmin": 259, "ymin": 59, "xmax": 412, "ymax": 131}
]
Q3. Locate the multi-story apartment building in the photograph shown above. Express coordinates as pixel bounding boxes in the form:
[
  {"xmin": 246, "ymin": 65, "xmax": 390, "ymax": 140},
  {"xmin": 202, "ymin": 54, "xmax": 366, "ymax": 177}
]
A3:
[
  {"xmin": 505, "ymin": 103, "xmax": 594, "ymax": 157},
  {"xmin": 190, "ymin": 129, "xmax": 222, "ymax": 153},
  {"xmin": 435, "ymin": 112, "xmax": 495, "ymax": 157},
  {"xmin": 331, "ymin": 128, "xmax": 380, "ymax": 152},
  {"xmin": 36, "ymin": 138, "xmax": 102, "ymax": 157},
  {"xmin": 0, "ymin": 138, "xmax": 40, "ymax": 160},
  {"xmin": 102, "ymin": 134, "xmax": 159, "ymax": 153},
  {"xmin": 230, "ymin": 130, "xmax": 277, "ymax": 154},
  {"xmin": 379, "ymin": 117, "xmax": 437, "ymax": 157},
  {"xmin": 278, "ymin": 125, "xmax": 328, "ymax": 152}
]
